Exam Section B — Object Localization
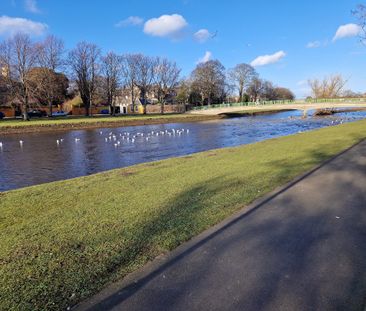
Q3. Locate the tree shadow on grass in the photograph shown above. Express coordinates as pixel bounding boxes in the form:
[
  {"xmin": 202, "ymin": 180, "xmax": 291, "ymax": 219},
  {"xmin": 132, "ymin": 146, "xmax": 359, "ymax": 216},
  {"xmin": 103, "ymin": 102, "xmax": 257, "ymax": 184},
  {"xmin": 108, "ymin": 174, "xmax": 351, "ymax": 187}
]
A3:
[{"xmin": 81, "ymin": 139, "xmax": 366, "ymax": 311}]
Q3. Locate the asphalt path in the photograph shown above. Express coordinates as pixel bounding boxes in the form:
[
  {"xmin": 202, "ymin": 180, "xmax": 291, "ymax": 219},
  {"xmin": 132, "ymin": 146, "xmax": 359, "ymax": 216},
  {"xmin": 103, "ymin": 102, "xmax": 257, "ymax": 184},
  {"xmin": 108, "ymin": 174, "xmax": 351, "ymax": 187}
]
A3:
[{"xmin": 77, "ymin": 140, "xmax": 366, "ymax": 311}]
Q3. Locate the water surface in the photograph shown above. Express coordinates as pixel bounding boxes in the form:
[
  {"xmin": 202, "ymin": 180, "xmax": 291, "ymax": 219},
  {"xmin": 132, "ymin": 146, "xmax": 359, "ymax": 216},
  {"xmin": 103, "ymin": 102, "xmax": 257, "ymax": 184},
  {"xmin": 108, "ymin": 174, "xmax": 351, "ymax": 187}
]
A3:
[{"xmin": 1, "ymin": 109, "xmax": 365, "ymax": 191}]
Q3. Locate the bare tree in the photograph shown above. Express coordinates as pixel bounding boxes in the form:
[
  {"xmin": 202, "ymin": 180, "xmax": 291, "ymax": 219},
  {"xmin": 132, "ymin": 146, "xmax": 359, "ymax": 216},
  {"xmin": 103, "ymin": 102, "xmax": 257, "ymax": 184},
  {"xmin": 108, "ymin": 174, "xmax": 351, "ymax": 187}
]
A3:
[
  {"xmin": 35, "ymin": 35, "xmax": 66, "ymax": 116},
  {"xmin": 134, "ymin": 54, "xmax": 156, "ymax": 114},
  {"xmin": 228, "ymin": 63, "xmax": 257, "ymax": 103},
  {"xmin": 175, "ymin": 79, "xmax": 190, "ymax": 105},
  {"xmin": 0, "ymin": 33, "xmax": 38, "ymax": 120},
  {"xmin": 262, "ymin": 80, "xmax": 277, "ymax": 100},
  {"xmin": 0, "ymin": 38, "xmax": 16, "ymax": 108},
  {"xmin": 68, "ymin": 41, "xmax": 100, "ymax": 116},
  {"xmin": 101, "ymin": 52, "xmax": 122, "ymax": 116},
  {"xmin": 353, "ymin": 4, "xmax": 366, "ymax": 41},
  {"xmin": 308, "ymin": 74, "xmax": 347, "ymax": 98},
  {"xmin": 28, "ymin": 68, "xmax": 68, "ymax": 109},
  {"xmin": 247, "ymin": 77, "xmax": 265, "ymax": 102},
  {"xmin": 154, "ymin": 57, "xmax": 181, "ymax": 114},
  {"xmin": 274, "ymin": 87, "xmax": 295, "ymax": 100},
  {"xmin": 121, "ymin": 54, "xmax": 139, "ymax": 113},
  {"xmin": 191, "ymin": 60, "xmax": 226, "ymax": 105}
]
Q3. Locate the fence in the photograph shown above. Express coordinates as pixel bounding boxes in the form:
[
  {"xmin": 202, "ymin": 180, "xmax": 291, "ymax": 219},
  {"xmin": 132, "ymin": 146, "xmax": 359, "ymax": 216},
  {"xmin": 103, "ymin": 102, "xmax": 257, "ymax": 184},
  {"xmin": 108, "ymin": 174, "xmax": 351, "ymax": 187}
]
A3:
[{"xmin": 190, "ymin": 98, "xmax": 366, "ymax": 111}]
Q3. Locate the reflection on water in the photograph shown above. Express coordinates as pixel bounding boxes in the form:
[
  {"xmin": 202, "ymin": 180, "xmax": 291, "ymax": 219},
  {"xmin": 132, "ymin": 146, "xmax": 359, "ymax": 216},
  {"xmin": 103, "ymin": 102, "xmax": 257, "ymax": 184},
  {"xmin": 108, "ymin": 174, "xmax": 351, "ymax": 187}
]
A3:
[{"xmin": 1, "ymin": 109, "xmax": 365, "ymax": 191}]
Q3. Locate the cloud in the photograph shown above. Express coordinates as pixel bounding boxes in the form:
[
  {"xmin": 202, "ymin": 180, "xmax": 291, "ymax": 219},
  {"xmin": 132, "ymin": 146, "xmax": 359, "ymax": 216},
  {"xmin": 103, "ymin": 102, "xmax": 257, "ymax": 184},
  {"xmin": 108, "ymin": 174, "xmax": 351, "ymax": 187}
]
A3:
[
  {"xmin": 306, "ymin": 41, "xmax": 321, "ymax": 48},
  {"xmin": 115, "ymin": 16, "xmax": 144, "ymax": 27},
  {"xmin": 0, "ymin": 15, "xmax": 48, "ymax": 36},
  {"xmin": 24, "ymin": 0, "xmax": 41, "ymax": 13},
  {"xmin": 297, "ymin": 80, "xmax": 308, "ymax": 86},
  {"xmin": 197, "ymin": 51, "xmax": 212, "ymax": 63},
  {"xmin": 144, "ymin": 14, "xmax": 188, "ymax": 38},
  {"xmin": 333, "ymin": 23, "xmax": 361, "ymax": 41},
  {"xmin": 250, "ymin": 50, "xmax": 286, "ymax": 67},
  {"xmin": 194, "ymin": 29, "xmax": 211, "ymax": 43}
]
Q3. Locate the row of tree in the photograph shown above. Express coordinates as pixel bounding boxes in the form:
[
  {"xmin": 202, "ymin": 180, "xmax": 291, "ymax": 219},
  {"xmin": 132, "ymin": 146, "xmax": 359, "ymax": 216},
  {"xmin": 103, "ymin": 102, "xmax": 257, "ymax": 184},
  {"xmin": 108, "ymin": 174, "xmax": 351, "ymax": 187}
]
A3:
[
  {"xmin": 0, "ymin": 32, "xmax": 295, "ymax": 120},
  {"xmin": 179, "ymin": 61, "xmax": 295, "ymax": 107}
]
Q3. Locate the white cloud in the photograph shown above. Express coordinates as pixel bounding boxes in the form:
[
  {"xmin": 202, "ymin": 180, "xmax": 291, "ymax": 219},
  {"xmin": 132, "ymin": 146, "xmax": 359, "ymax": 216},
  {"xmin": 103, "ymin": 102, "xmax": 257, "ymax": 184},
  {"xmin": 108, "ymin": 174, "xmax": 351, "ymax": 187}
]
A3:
[
  {"xmin": 297, "ymin": 80, "xmax": 308, "ymax": 86},
  {"xmin": 115, "ymin": 16, "xmax": 144, "ymax": 27},
  {"xmin": 197, "ymin": 51, "xmax": 212, "ymax": 63},
  {"xmin": 24, "ymin": 0, "xmax": 41, "ymax": 13},
  {"xmin": 0, "ymin": 15, "xmax": 47, "ymax": 36},
  {"xmin": 194, "ymin": 29, "xmax": 211, "ymax": 43},
  {"xmin": 333, "ymin": 23, "xmax": 361, "ymax": 41},
  {"xmin": 250, "ymin": 50, "xmax": 286, "ymax": 67},
  {"xmin": 306, "ymin": 41, "xmax": 321, "ymax": 48},
  {"xmin": 144, "ymin": 14, "xmax": 188, "ymax": 38}
]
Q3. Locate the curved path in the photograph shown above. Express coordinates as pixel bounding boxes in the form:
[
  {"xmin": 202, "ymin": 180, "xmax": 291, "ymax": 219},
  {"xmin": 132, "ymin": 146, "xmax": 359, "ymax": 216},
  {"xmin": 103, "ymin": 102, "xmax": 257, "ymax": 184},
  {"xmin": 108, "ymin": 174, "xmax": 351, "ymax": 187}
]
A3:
[
  {"xmin": 188, "ymin": 101, "xmax": 366, "ymax": 115},
  {"xmin": 76, "ymin": 140, "xmax": 366, "ymax": 311}
]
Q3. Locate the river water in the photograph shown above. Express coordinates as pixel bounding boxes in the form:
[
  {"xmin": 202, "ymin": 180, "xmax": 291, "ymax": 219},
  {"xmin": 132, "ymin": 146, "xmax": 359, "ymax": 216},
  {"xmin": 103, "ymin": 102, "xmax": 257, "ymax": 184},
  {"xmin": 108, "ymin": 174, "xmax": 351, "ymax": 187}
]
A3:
[{"xmin": 1, "ymin": 109, "xmax": 365, "ymax": 191}]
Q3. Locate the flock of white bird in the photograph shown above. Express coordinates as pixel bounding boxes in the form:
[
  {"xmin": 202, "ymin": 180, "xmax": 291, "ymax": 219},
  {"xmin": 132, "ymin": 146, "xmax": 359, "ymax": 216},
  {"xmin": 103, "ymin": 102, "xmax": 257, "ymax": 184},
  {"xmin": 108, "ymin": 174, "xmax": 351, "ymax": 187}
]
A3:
[
  {"xmin": 101, "ymin": 128, "xmax": 190, "ymax": 148},
  {"xmin": 0, "ymin": 128, "xmax": 190, "ymax": 151}
]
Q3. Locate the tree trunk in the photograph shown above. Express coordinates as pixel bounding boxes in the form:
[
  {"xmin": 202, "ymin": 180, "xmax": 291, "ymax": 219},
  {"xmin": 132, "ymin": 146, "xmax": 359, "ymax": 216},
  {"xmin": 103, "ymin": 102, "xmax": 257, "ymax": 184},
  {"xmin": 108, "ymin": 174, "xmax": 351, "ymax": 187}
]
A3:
[
  {"xmin": 239, "ymin": 90, "xmax": 243, "ymax": 103},
  {"xmin": 161, "ymin": 101, "xmax": 165, "ymax": 115},
  {"xmin": 22, "ymin": 99, "xmax": 29, "ymax": 121},
  {"xmin": 141, "ymin": 89, "xmax": 147, "ymax": 115},
  {"xmin": 49, "ymin": 101, "xmax": 53, "ymax": 117},
  {"xmin": 83, "ymin": 98, "xmax": 90, "ymax": 116},
  {"xmin": 131, "ymin": 87, "xmax": 135, "ymax": 114}
]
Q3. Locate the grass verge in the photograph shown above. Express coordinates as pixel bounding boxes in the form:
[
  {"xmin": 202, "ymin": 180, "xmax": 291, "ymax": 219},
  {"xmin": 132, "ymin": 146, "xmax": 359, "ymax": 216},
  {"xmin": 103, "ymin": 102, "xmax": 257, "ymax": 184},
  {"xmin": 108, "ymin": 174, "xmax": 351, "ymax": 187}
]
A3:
[
  {"xmin": 1, "ymin": 119, "xmax": 366, "ymax": 310},
  {"xmin": 0, "ymin": 114, "xmax": 218, "ymax": 134}
]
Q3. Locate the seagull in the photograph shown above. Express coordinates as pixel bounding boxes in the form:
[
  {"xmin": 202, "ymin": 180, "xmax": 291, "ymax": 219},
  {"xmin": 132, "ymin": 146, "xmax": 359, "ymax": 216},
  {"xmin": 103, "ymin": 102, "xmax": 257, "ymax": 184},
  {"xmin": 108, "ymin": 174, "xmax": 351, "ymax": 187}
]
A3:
[
  {"xmin": 19, "ymin": 140, "xmax": 24, "ymax": 146},
  {"xmin": 211, "ymin": 30, "xmax": 218, "ymax": 39}
]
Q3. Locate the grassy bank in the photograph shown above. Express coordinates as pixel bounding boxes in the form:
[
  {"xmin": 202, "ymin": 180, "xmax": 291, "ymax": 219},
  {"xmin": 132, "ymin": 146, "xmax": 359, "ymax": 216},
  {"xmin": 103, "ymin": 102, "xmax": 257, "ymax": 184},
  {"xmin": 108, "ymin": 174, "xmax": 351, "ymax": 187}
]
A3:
[
  {"xmin": 0, "ymin": 114, "xmax": 219, "ymax": 134},
  {"xmin": 1, "ymin": 120, "xmax": 366, "ymax": 310}
]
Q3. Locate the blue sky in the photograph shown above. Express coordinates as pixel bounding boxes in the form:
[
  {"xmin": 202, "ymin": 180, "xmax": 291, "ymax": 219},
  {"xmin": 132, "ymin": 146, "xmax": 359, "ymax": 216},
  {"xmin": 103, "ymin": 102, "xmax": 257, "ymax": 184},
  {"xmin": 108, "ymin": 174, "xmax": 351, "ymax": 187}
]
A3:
[{"xmin": 0, "ymin": 0, "xmax": 365, "ymax": 97}]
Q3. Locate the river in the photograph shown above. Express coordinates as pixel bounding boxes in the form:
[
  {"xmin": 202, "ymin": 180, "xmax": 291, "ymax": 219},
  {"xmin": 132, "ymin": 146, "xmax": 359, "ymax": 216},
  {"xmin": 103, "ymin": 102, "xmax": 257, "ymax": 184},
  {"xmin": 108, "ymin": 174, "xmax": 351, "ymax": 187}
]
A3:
[{"xmin": 0, "ymin": 109, "xmax": 365, "ymax": 191}]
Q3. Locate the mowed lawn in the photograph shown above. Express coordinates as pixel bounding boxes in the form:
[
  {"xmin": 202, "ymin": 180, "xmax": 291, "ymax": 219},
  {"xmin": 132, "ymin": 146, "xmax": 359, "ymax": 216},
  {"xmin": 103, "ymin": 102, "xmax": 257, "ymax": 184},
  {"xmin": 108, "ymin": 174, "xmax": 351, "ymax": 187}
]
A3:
[
  {"xmin": 1, "ymin": 119, "xmax": 366, "ymax": 310},
  {"xmin": 0, "ymin": 113, "xmax": 212, "ymax": 129}
]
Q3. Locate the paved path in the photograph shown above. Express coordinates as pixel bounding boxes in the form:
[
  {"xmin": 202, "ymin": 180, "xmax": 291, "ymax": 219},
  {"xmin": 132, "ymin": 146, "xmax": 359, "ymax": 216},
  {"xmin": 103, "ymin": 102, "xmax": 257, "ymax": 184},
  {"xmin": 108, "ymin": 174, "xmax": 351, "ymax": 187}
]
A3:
[
  {"xmin": 188, "ymin": 102, "xmax": 366, "ymax": 115},
  {"xmin": 77, "ymin": 140, "xmax": 366, "ymax": 311}
]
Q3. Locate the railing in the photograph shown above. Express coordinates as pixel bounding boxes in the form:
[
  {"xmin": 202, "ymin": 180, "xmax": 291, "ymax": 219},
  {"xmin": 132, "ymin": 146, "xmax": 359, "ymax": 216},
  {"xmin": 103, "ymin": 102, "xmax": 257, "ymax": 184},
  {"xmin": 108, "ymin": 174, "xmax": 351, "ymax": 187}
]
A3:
[{"xmin": 190, "ymin": 98, "xmax": 366, "ymax": 111}]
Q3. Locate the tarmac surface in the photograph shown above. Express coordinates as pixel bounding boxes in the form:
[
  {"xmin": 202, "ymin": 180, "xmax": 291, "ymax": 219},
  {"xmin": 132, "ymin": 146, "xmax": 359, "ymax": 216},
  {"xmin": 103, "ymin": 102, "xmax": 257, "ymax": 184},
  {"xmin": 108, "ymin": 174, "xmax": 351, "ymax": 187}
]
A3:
[{"xmin": 76, "ymin": 140, "xmax": 366, "ymax": 311}]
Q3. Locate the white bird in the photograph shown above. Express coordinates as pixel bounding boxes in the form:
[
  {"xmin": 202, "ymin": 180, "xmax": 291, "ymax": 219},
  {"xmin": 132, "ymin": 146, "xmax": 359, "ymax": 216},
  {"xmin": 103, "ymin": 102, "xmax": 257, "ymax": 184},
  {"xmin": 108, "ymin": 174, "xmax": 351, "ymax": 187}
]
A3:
[
  {"xmin": 56, "ymin": 139, "xmax": 60, "ymax": 145},
  {"xmin": 187, "ymin": 129, "xmax": 190, "ymax": 133},
  {"xmin": 75, "ymin": 138, "xmax": 80, "ymax": 142},
  {"xmin": 19, "ymin": 140, "xmax": 24, "ymax": 146},
  {"xmin": 0, "ymin": 142, "xmax": 3, "ymax": 149}
]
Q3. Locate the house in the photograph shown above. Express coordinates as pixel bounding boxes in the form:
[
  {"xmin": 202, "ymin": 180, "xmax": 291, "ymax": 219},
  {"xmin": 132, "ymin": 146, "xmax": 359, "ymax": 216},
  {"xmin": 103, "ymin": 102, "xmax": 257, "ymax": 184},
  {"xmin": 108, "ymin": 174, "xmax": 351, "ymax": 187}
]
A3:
[{"xmin": 113, "ymin": 95, "xmax": 144, "ymax": 114}]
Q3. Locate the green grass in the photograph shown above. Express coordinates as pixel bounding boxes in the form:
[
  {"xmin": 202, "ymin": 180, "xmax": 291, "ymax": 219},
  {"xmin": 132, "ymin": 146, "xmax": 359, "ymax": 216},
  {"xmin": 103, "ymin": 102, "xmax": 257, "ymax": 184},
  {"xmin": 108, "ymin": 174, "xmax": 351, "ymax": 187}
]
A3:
[
  {"xmin": 0, "ymin": 113, "xmax": 212, "ymax": 129},
  {"xmin": 1, "ymin": 119, "xmax": 366, "ymax": 310}
]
